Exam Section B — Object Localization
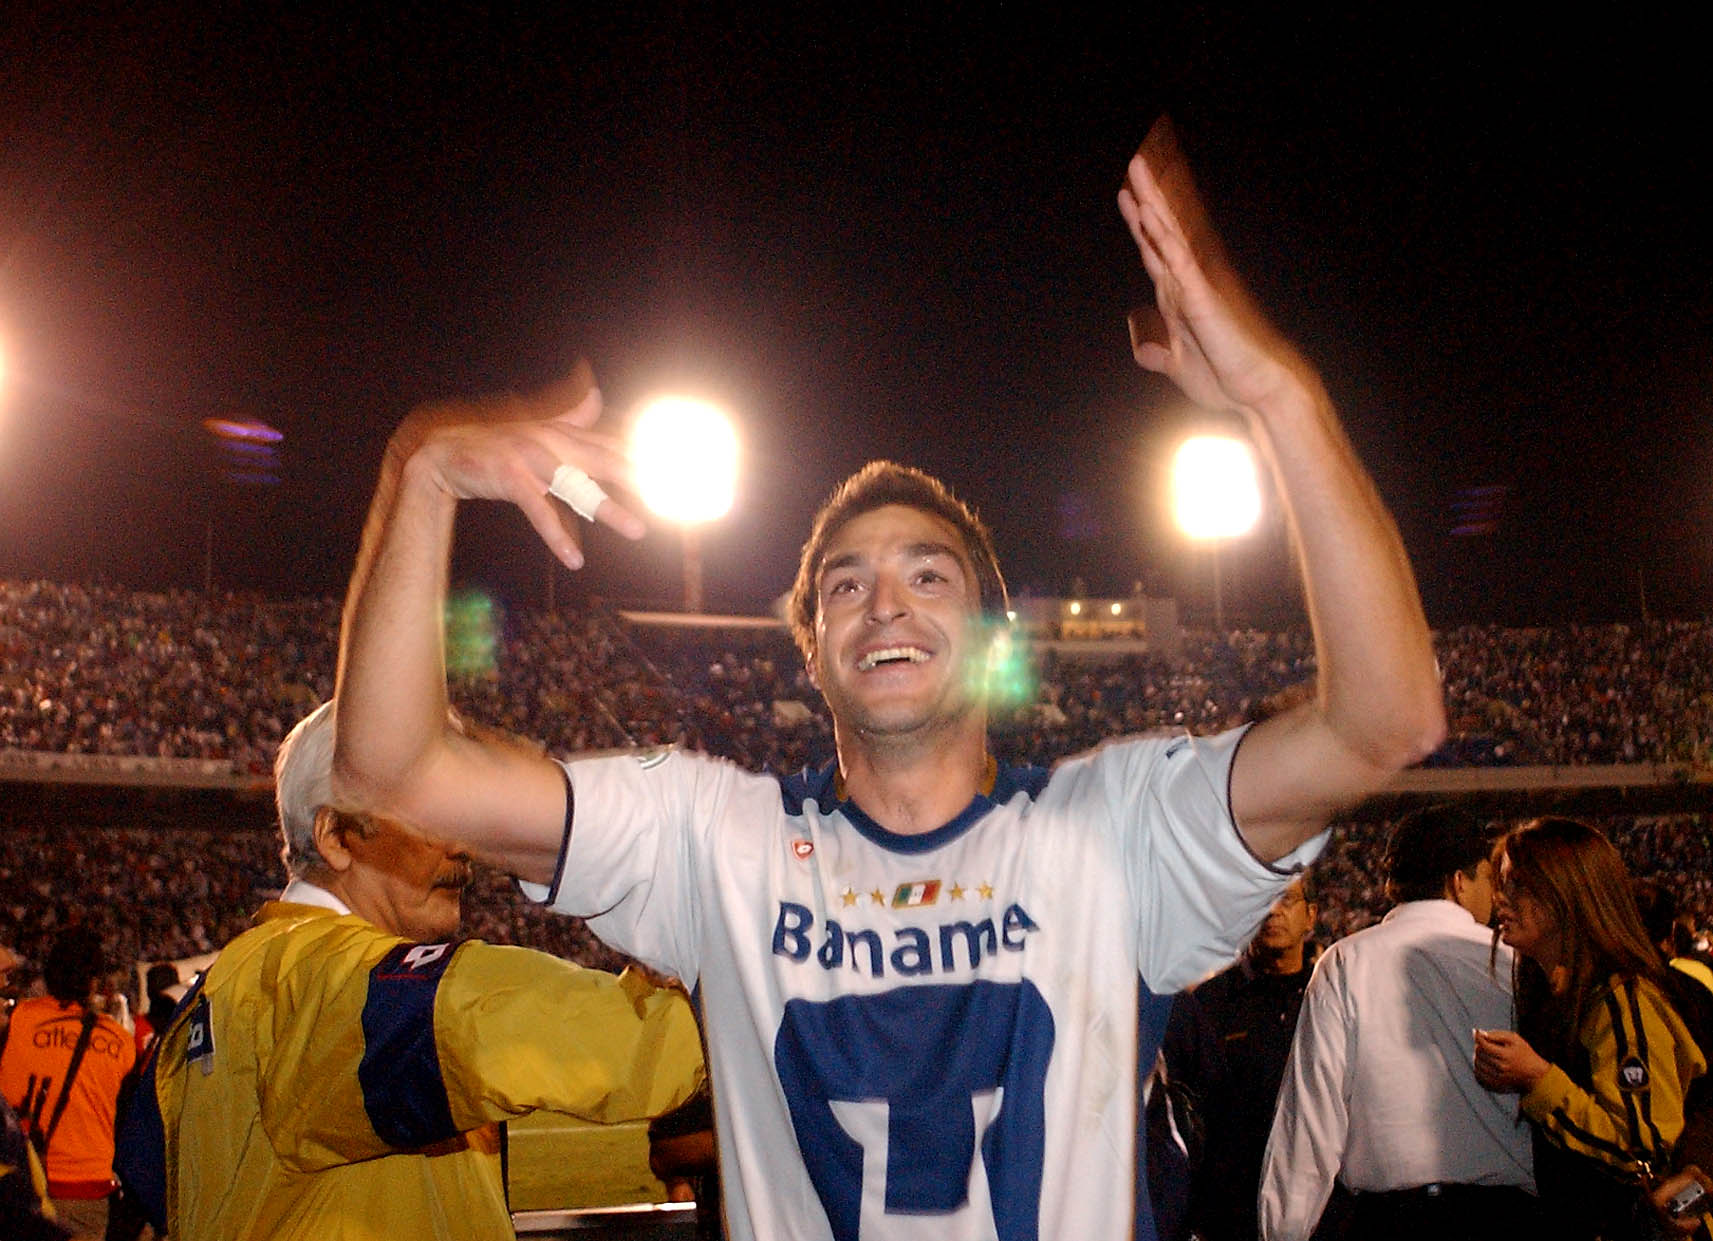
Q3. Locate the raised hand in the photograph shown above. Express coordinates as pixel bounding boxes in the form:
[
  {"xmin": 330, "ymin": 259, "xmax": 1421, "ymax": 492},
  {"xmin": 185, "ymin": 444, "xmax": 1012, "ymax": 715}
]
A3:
[
  {"xmin": 335, "ymin": 363, "xmax": 644, "ymax": 863},
  {"xmin": 1117, "ymin": 117, "xmax": 1316, "ymax": 420},
  {"xmin": 397, "ymin": 364, "xmax": 647, "ymax": 570}
]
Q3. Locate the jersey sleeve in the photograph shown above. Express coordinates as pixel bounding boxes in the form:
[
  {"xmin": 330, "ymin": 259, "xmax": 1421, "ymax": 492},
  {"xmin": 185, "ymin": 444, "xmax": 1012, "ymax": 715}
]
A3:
[
  {"xmin": 432, "ymin": 949, "xmax": 704, "ymax": 1132},
  {"xmin": 519, "ymin": 747, "xmax": 728, "ymax": 983},
  {"xmin": 1521, "ymin": 976, "xmax": 1708, "ymax": 1179},
  {"xmin": 1258, "ymin": 949, "xmax": 1349, "ymax": 1241},
  {"xmin": 1079, "ymin": 725, "xmax": 1326, "ymax": 991},
  {"xmin": 261, "ymin": 937, "xmax": 703, "ymax": 1171}
]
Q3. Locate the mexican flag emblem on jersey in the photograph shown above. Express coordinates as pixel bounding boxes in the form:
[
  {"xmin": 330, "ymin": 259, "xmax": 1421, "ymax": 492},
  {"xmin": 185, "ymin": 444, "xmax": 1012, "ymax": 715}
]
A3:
[{"xmin": 891, "ymin": 880, "xmax": 940, "ymax": 908}]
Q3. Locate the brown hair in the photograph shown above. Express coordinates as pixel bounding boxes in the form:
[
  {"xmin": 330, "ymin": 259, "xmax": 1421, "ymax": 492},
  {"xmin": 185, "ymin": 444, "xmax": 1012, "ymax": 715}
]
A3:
[
  {"xmin": 787, "ymin": 461, "xmax": 1007, "ymax": 660},
  {"xmin": 1499, "ymin": 817, "xmax": 1664, "ymax": 1059}
]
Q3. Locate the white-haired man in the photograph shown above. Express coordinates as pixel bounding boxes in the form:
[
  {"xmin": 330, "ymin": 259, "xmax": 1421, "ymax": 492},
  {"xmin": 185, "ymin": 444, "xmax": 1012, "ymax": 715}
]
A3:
[{"xmin": 117, "ymin": 703, "xmax": 703, "ymax": 1241}]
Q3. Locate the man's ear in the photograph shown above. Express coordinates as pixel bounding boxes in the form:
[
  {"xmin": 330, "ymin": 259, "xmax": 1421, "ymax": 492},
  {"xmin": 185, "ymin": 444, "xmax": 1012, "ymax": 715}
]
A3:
[
  {"xmin": 804, "ymin": 645, "xmax": 821, "ymax": 692},
  {"xmin": 312, "ymin": 807, "xmax": 357, "ymax": 873}
]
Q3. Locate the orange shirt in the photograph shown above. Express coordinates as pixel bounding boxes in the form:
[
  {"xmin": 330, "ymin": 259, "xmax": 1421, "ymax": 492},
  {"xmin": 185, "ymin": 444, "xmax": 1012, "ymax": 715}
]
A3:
[{"xmin": 0, "ymin": 997, "xmax": 136, "ymax": 1194}]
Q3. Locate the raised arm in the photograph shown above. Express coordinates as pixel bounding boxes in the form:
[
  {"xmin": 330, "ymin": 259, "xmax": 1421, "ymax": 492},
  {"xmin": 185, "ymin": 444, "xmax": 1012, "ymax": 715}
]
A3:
[
  {"xmin": 332, "ymin": 362, "xmax": 646, "ymax": 883},
  {"xmin": 1118, "ymin": 119, "xmax": 1444, "ymax": 863}
]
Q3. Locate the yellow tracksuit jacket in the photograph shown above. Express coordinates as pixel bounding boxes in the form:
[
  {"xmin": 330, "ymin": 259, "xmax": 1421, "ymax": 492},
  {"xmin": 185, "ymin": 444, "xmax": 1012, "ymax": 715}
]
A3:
[
  {"xmin": 1522, "ymin": 973, "xmax": 1706, "ymax": 1176},
  {"xmin": 129, "ymin": 901, "xmax": 702, "ymax": 1241}
]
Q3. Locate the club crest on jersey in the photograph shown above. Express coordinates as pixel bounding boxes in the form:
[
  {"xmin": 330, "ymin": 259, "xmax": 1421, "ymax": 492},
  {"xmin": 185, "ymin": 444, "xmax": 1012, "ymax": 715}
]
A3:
[
  {"xmin": 892, "ymin": 880, "xmax": 941, "ymax": 909},
  {"xmin": 1618, "ymin": 1055, "xmax": 1650, "ymax": 1092},
  {"xmin": 792, "ymin": 838, "xmax": 815, "ymax": 860}
]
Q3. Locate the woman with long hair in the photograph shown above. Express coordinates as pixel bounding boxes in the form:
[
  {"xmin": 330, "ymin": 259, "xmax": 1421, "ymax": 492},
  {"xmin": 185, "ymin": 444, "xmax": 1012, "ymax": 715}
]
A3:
[{"xmin": 1473, "ymin": 817, "xmax": 1709, "ymax": 1238}]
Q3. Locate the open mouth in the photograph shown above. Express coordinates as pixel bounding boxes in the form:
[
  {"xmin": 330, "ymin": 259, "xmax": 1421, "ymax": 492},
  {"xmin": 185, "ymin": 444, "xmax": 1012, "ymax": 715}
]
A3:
[{"xmin": 856, "ymin": 646, "xmax": 931, "ymax": 672}]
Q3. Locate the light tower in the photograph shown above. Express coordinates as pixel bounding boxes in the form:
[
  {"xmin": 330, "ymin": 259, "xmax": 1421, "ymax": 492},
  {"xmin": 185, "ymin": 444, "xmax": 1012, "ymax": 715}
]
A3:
[
  {"xmin": 1170, "ymin": 434, "xmax": 1260, "ymax": 633},
  {"xmin": 631, "ymin": 396, "xmax": 739, "ymax": 613}
]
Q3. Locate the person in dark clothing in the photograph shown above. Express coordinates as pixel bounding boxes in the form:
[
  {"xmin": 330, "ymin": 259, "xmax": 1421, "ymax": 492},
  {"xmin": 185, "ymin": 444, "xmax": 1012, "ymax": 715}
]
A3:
[
  {"xmin": 1164, "ymin": 876, "xmax": 1318, "ymax": 1241},
  {"xmin": 2, "ymin": 1091, "xmax": 73, "ymax": 1241},
  {"xmin": 1636, "ymin": 880, "xmax": 1713, "ymax": 998},
  {"xmin": 140, "ymin": 965, "xmax": 179, "ymax": 1039}
]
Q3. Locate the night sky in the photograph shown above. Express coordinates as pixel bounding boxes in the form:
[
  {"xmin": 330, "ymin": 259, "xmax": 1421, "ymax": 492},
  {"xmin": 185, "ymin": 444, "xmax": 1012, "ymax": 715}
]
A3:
[{"xmin": 2, "ymin": 7, "xmax": 1707, "ymax": 628}]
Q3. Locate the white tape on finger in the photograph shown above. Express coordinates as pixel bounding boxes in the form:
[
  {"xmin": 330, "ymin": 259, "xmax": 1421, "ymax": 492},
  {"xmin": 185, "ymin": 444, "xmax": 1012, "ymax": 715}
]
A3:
[{"xmin": 547, "ymin": 465, "xmax": 609, "ymax": 521}]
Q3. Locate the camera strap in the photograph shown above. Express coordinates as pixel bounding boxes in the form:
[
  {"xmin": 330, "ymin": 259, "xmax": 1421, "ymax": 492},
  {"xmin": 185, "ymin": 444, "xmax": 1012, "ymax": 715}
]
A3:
[{"xmin": 38, "ymin": 1009, "xmax": 100, "ymax": 1159}]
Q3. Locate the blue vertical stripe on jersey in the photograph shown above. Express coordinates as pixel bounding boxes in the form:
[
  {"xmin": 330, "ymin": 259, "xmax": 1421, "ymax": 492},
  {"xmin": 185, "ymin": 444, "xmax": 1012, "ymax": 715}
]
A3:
[
  {"xmin": 775, "ymin": 979, "xmax": 1055, "ymax": 1241},
  {"xmin": 114, "ymin": 972, "xmax": 207, "ymax": 1232},
  {"xmin": 359, "ymin": 943, "xmax": 459, "ymax": 1149}
]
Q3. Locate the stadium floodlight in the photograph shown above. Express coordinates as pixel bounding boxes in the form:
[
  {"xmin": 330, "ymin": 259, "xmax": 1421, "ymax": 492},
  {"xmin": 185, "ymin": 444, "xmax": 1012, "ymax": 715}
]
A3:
[
  {"xmin": 1171, "ymin": 434, "xmax": 1261, "ymax": 540},
  {"xmin": 1171, "ymin": 434, "xmax": 1261, "ymax": 632},
  {"xmin": 631, "ymin": 396, "xmax": 738, "ymax": 524},
  {"xmin": 630, "ymin": 396, "xmax": 739, "ymax": 612}
]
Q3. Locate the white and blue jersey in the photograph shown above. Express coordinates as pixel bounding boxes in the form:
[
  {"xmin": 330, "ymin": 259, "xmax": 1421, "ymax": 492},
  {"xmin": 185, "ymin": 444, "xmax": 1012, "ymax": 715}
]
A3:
[{"xmin": 526, "ymin": 724, "xmax": 1320, "ymax": 1241}]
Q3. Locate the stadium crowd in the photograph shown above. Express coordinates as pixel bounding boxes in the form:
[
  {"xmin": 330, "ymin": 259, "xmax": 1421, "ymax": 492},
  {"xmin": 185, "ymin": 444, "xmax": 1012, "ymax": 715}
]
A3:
[
  {"xmin": 4, "ymin": 576, "xmax": 1713, "ymax": 980},
  {"xmin": 8, "ymin": 580, "xmax": 1713, "ymax": 774}
]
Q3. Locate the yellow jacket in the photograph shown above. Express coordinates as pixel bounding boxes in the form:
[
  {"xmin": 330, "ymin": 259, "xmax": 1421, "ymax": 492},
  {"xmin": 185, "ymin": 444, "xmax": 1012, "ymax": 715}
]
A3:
[
  {"xmin": 1523, "ymin": 972, "xmax": 1706, "ymax": 1178},
  {"xmin": 136, "ymin": 901, "xmax": 702, "ymax": 1241}
]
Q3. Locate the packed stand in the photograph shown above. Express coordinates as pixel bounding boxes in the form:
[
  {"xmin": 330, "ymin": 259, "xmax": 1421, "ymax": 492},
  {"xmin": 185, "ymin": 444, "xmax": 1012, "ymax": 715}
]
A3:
[
  {"xmin": 0, "ymin": 580, "xmax": 337, "ymax": 772},
  {"xmin": 7, "ymin": 577, "xmax": 1713, "ymax": 970},
  {"xmin": 11, "ymin": 579, "xmax": 1713, "ymax": 772}
]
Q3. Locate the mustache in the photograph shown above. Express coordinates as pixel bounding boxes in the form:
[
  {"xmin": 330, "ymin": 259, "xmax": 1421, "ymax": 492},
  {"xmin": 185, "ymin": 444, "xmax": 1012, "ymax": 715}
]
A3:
[{"xmin": 433, "ymin": 866, "xmax": 473, "ymax": 891}]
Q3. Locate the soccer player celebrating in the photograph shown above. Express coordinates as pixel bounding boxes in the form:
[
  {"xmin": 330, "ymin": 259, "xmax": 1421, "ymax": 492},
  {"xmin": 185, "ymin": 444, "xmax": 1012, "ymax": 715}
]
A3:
[{"xmin": 332, "ymin": 119, "xmax": 1445, "ymax": 1241}]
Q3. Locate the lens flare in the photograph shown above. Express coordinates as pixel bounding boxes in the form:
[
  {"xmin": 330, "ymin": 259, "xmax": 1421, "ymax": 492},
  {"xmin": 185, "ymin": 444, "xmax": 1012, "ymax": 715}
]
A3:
[{"xmin": 445, "ymin": 591, "xmax": 500, "ymax": 679}]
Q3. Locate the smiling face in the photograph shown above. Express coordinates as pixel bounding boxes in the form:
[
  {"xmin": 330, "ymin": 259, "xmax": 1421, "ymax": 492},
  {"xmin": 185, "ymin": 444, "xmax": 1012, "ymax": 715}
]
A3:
[{"xmin": 810, "ymin": 504, "xmax": 988, "ymax": 747}]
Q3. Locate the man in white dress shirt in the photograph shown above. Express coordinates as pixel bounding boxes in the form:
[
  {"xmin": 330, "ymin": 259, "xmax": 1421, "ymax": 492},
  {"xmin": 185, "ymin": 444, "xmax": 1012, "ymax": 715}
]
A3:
[{"xmin": 1260, "ymin": 805, "xmax": 1539, "ymax": 1241}]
